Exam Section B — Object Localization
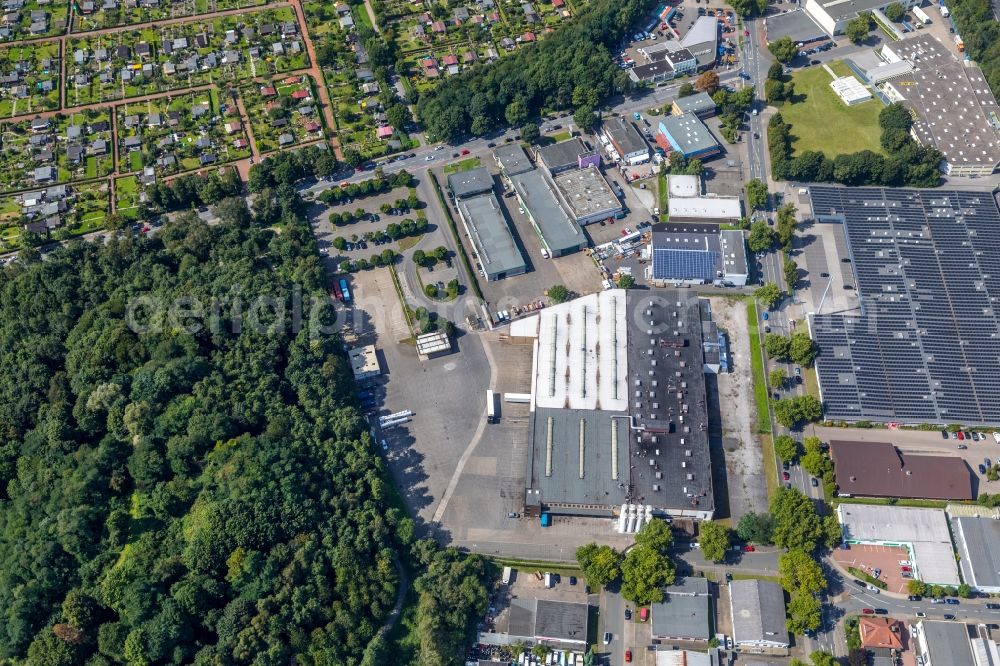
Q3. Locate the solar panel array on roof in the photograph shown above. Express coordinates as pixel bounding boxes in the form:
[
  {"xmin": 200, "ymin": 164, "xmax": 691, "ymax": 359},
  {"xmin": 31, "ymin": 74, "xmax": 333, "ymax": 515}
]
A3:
[{"xmin": 810, "ymin": 186, "xmax": 1000, "ymax": 425}]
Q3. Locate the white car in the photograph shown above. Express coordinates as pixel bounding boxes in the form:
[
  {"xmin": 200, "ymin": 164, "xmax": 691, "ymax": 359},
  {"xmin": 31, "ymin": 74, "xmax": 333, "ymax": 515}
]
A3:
[
  {"xmin": 424, "ymin": 155, "xmax": 435, "ymax": 161},
  {"xmin": 603, "ymin": 632, "xmax": 612, "ymax": 645},
  {"xmin": 993, "ymin": 431, "xmax": 1000, "ymax": 443},
  {"xmin": 867, "ymin": 585, "xmax": 881, "ymax": 594}
]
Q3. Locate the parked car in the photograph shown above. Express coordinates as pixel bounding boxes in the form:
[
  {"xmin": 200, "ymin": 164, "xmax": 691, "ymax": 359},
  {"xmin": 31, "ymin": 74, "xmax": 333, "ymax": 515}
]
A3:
[
  {"xmin": 901, "ymin": 566, "xmax": 912, "ymax": 573},
  {"xmin": 460, "ymin": 148, "xmax": 470, "ymax": 155},
  {"xmin": 874, "ymin": 608, "xmax": 888, "ymax": 615},
  {"xmin": 854, "ymin": 579, "xmax": 867, "ymax": 587},
  {"xmin": 986, "ymin": 603, "xmax": 1000, "ymax": 610},
  {"xmin": 980, "ymin": 464, "xmax": 987, "ymax": 474},
  {"xmin": 783, "ymin": 471, "xmax": 790, "ymax": 481},
  {"xmin": 743, "ymin": 544, "xmax": 755, "ymax": 552},
  {"xmin": 931, "ymin": 598, "xmax": 945, "ymax": 604},
  {"xmin": 942, "ymin": 429, "xmax": 951, "ymax": 438},
  {"xmin": 569, "ymin": 576, "xmax": 577, "ymax": 585},
  {"xmin": 944, "ymin": 614, "xmax": 956, "ymax": 620},
  {"xmin": 625, "ymin": 650, "xmax": 632, "ymax": 663},
  {"xmin": 958, "ymin": 444, "xmax": 967, "ymax": 450},
  {"xmin": 867, "ymin": 585, "xmax": 881, "ymax": 593},
  {"xmin": 908, "ymin": 595, "xmax": 921, "ymax": 601},
  {"xmin": 958, "ymin": 431, "xmax": 965, "ymax": 440},
  {"xmin": 973, "ymin": 432, "xmax": 981, "ymax": 441},
  {"xmin": 603, "ymin": 632, "xmax": 612, "ymax": 645},
  {"xmin": 916, "ymin": 612, "xmax": 927, "ymax": 618},
  {"xmin": 993, "ymin": 432, "xmax": 1000, "ymax": 443},
  {"xmin": 946, "ymin": 598, "xmax": 959, "ymax": 605},
  {"xmin": 862, "ymin": 608, "xmax": 875, "ymax": 615},
  {"xmin": 811, "ymin": 477, "xmax": 819, "ymax": 487},
  {"xmin": 625, "ymin": 608, "xmax": 632, "ymax": 620}
]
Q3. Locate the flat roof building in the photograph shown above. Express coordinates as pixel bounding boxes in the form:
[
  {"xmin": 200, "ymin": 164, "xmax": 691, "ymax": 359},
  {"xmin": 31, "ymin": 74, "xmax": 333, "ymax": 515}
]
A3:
[
  {"xmin": 509, "ymin": 170, "xmax": 587, "ymax": 257},
  {"xmin": 552, "ymin": 167, "xmax": 623, "ymax": 226},
  {"xmin": 629, "ymin": 46, "xmax": 698, "ymax": 85},
  {"xmin": 521, "ymin": 290, "xmax": 716, "ymax": 519},
  {"xmin": 455, "ymin": 192, "xmax": 528, "ymax": 281},
  {"xmin": 837, "ymin": 503, "xmax": 961, "ymax": 585},
  {"xmin": 680, "ymin": 16, "xmax": 718, "ymax": 68},
  {"xmin": 668, "ymin": 195, "xmax": 742, "ymax": 223},
  {"xmin": 601, "ymin": 116, "xmax": 650, "ymax": 165},
  {"xmin": 881, "ymin": 35, "xmax": 1000, "ymax": 177},
  {"xmin": 671, "ymin": 91, "xmax": 717, "ymax": 118},
  {"xmin": 728, "ymin": 580, "xmax": 788, "ymax": 649},
  {"xmin": 829, "ymin": 75, "xmax": 872, "ymax": 105},
  {"xmin": 447, "ymin": 166, "xmax": 496, "ymax": 199},
  {"xmin": 649, "ymin": 223, "xmax": 748, "ymax": 287},
  {"xmin": 830, "ymin": 440, "xmax": 973, "ymax": 501},
  {"xmin": 533, "ymin": 600, "xmax": 588, "ymax": 647},
  {"xmin": 536, "ymin": 137, "xmax": 594, "ymax": 174},
  {"xmin": 656, "ymin": 113, "xmax": 722, "ymax": 161},
  {"xmin": 349, "ymin": 345, "xmax": 381, "ymax": 380},
  {"xmin": 415, "ymin": 330, "xmax": 451, "ymax": 358},
  {"xmin": 804, "ymin": 0, "xmax": 915, "ymax": 35},
  {"xmin": 915, "ymin": 621, "xmax": 976, "ymax": 666},
  {"xmin": 953, "ymin": 516, "xmax": 1000, "ymax": 593},
  {"xmin": 763, "ymin": 8, "xmax": 828, "ymax": 44},
  {"xmin": 494, "ymin": 143, "xmax": 534, "ymax": 176},
  {"xmin": 651, "ymin": 578, "xmax": 712, "ymax": 641}
]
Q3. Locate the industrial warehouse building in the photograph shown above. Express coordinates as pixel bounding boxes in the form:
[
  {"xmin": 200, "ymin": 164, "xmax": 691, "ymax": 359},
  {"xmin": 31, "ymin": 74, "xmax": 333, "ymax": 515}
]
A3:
[
  {"xmin": 629, "ymin": 43, "xmax": 698, "ymax": 85},
  {"xmin": 878, "ymin": 35, "xmax": 1000, "ymax": 177},
  {"xmin": 830, "ymin": 440, "xmax": 973, "ymax": 501},
  {"xmin": 552, "ymin": 167, "xmax": 623, "ymax": 226},
  {"xmin": 913, "ymin": 621, "xmax": 993, "ymax": 666},
  {"xmin": 601, "ymin": 116, "xmax": 650, "ymax": 165},
  {"xmin": 810, "ymin": 186, "xmax": 1000, "ymax": 424},
  {"xmin": 656, "ymin": 113, "xmax": 722, "ymax": 161},
  {"xmin": 803, "ymin": 0, "xmax": 915, "ymax": 35},
  {"xmin": 680, "ymin": 16, "xmax": 720, "ymax": 68},
  {"xmin": 535, "ymin": 137, "xmax": 599, "ymax": 174},
  {"xmin": 763, "ymin": 8, "xmax": 827, "ymax": 45},
  {"xmin": 651, "ymin": 578, "xmax": 712, "ymax": 641},
  {"xmin": 508, "ymin": 170, "xmax": 588, "ymax": 257},
  {"xmin": 728, "ymin": 580, "xmax": 788, "ymax": 649},
  {"xmin": 493, "ymin": 143, "xmax": 534, "ymax": 176},
  {"xmin": 837, "ymin": 503, "xmax": 961, "ymax": 585},
  {"xmin": 514, "ymin": 289, "xmax": 717, "ymax": 520},
  {"xmin": 671, "ymin": 91, "xmax": 717, "ymax": 118},
  {"xmin": 485, "ymin": 598, "xmax": 589, "ymax": 649},
  {"xmin": 953, "ymin": 516, "xmax": 1000, "ymax": 594},
  {"xmin": 449, "ymin": 167, "xmax": 527, "ymax": 281},
  {"xmin": 648, "ymin": 223, "xmax": 748, "ymax": 287}
]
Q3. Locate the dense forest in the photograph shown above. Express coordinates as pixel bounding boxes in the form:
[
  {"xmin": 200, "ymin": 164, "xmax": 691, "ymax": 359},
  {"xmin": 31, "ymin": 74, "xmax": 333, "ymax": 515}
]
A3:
[
  {"xmin": 0, "ymin": 185, "xmax": 488, "ymax": 664},
  {"xmin": 415, "ymin": 0, "xmax": 657, "ymax": 141},
  {"xmin": 948, "ymin": 0, "xmax": 1000, "ymax": 99}
]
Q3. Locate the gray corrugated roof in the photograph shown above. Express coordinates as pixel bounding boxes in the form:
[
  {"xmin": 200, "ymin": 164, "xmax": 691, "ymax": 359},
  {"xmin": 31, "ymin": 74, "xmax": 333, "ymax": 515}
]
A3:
[
  {"xmin": 536, "ymin": 137, "xmax": 588, "ymax": 171},
  {"xmin": 509, "ymin": 170, "xmax": 585, "ymax": 255},
  {"xmin": 955, "ymin": 517, "xmax": 1000, "ymax": 590},
  {"xmin": 729, "ymin": 580, "xmax": 787, "ymax": 646},
  {"xmin": 658, "ymin": 113, "xmax": 719, "ymax": 156},
  {"xmin": 604, "ymin": 116, "xmax": 648, "ymax": 157},
  {"xmin": 533, "ymin": 600, "xmax": 588, "ymax": 643},
  {"xmin": 673, "ymin": 91, "xmax": 717, "ymax": 115},
  {"xmin": 447, "ymin": 166, "xmax": 495, "ymax": 198},
  {"xmin": 456, "ymin": 193, "xmax": 526, "ymax": 279},
  {"xmin": 919, "ymin": 621, "xmax": 974, "ymax": 666},
  {"xmin": 651, "ymin": 578, "xmax": 711, "ymax": 640},
  {"xmin": 494, "ymin": 143, "xmax": 534, "ymax": 176}
]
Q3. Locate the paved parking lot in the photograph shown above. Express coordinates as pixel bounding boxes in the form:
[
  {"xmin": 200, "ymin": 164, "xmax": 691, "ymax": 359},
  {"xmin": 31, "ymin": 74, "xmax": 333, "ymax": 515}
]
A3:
[{"xmin": 834, "ymin": 543, "xmax": 912, "ymax": 596}]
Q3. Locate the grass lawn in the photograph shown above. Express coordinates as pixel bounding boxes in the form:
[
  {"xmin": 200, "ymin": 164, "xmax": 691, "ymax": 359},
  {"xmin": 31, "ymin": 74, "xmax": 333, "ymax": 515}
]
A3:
[
  {"xmin": 442, "ymin": 156, "xmax": 481, "ymax": 174},
  {"xmin": 746, "ymin": 300, "xmax": 771, "ymax": 434},
  {"xmin": 550, "ymin": 131, "xmax": 571, "ymax": 142},
  {"xmin": 782, "ymin": 62, "xmax": 883, "ymax": 158}
]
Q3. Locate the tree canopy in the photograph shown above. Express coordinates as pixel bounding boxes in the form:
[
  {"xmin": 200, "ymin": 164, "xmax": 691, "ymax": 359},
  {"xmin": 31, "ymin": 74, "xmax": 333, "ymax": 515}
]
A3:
[
  {"xmin": 698, "ymin": 522, "xmax": 731, "ymax": 562},
  {"xmin": 576, "ymin": 544, "xmax": 623, "ymax": 586},
  {"xmin": 768, "ymin": 36, "xmax": 797, "ymax": 64},
  {"xmin": 0, "ymin": 198, "xmax": 485, "ymax": 664},
  {"xmin": 415, "ymin": 0, "xmax": 656, "ymax": 141}
]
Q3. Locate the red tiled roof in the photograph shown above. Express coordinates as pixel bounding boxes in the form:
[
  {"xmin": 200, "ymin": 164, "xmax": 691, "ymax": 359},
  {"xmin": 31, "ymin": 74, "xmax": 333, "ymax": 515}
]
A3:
[
  {"xmin": 291, "ymin": 89, "xmax": 310, "ymax": 99},
  {"xmin": 283, "ymin": 75, "xmax": 302, "ymax": 84},
  {"xmin": 859, "ymin": 618, "xmax": 905, "ymax": 650},
  {"xmin": 830, "ymin": 440, "xmax": 974, "ymax": 501},
  {"xmin": 260, "ymin": 86, "xmax": 277, "ymax": 97},
  {"xmin": 522, "ymin": 31, "xmax": 536, "ymax": 41},
  {"xmin": 442, "ymin": 54, "xmax": 459, "ymax": 66}
]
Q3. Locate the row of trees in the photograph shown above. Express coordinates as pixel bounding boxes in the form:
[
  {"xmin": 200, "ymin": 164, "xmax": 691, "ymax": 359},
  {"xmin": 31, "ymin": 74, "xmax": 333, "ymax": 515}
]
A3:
[
  {"xmin": 339, "ymin": 249, "xmax": 400, "ymax": 273},
  {"xmin": 333, "ymin": 217, "xmax": 430, "ymax": 247},
  {"xmin": 948, "ymin": 0, "xmax": 1000, "ymax": 103},
  {"xmin": 764, "ymin": 331, "xmax": 818, "ymax": 367},
  {"xmin": 415, "ymin": 0, "xmax": 658, "ymax": 141},
  {"xmin": 774, "ymin": 394, "xmax": 824, "ymax": 429},
  {"xmin": 317, "ymin": 170, "xmax": 416, "ymax": 205},
  {"xmin": 768, "ymin": 104, "xmax": 943, "ymax": 187},
  {"xmin": 577, "ymin": 519, "xmax": 677, "ymax": 606}
]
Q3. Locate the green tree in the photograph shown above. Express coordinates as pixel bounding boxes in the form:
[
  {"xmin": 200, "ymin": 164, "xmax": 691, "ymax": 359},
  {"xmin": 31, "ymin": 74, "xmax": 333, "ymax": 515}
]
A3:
[
  {"xmin": 755, "ymin": 283, "xmax": 783, "ymax": 310},
  {"xmin": 774, "ymin": 395, "xmax": 823, "ymax": 429},
  {"xmin": 783, "ymin": 256, "xmax": 798, "ymax": 290},
  {"xmin": 787, "ymin": 591, "xmax": 822, "ymax": 634},
  {"xmin": 746, "ymin": 179, "xmax": 768, "ymax": 210},
  {"xmin": 958, "ymin": 583, "xmax": 974, "ymax": 598},
  {"xmin": 883, "ymin": 2, "xmax": 905, "ymax": 21},
  {"xmin": 810, "ymin": 650, "xmax": 837, "ymax": 666},
  {"xmin": 764, "ymin": 333, "xmax": 792, "ymax": 360},
  {"xmin": 747, "ymin": 221, "xmax": 776, "ymax": 252},
  {"xmin": 620, "ymin": 545, "xmax": 676, "ymax": 605},
  {"xmin": 635, "ymin": 518, "xmax": 674, "ymax": 553},
  {"xmin": 677, "ymin": 82, "xmax": 696, "ymax": 98},
  {"xmin": 521, "ymin": 122, "xmax": 541, "ymax": 144},
  {"xmin": 907, "ymin": 579, "xmax": 928, "ymax": 597},
  {"xmin": 776, "ymin": 203, "xmax": 798, "ymax": 249},
  {"xmin": 616, "ymin": 274, "xmax": 636, "ymax": 289},
  {"xmin": 412, "ymin": 249, "xmax": 427, "ymax": 266},
  {"xmin": 425, "ymin": 284, "xmax": 438, "ymax": 298},
  {"xmin": 576, "ymin": 543, "xmax": 623, "ymax": 586},
  {"xmin": 779, "ymin": 549, "xmax": 828, "ymax": 594},
  {"xmin": 769, "ymin": 368, "xmax": 788, "ymax": 391},
  {"xmin": 574, "ymin": 105, "xmax": 598, "ymax": 132},
  {"xmin": 548, "ymin": 284, "xmax": 571, "ymax": 304},
  {"xmin": 768, "ymin": 36, "xmax": 798, "ymax": 64},
  {"xmin": 736, "ymin": 512, "xmax": 774, "ymax": 545},
  {"xmin": 845, "ymin": 13, "xmax": 871, "ymax": 44},
  {"xmin": 879, "ymin": 102, "xmax": 913, "ymax": 133},
  {"xmin": 770, "ymin": 486, "xmax": 824, "ymax": 552},
  {"xmin": 774, "ymin": 434, "xmax": 800, "ymax": 463},
  {"xmin": 699, "ymin": 521, "xmax": 732, "ymax": 562},
  {"xmin": 789, "ymin": 332, "xmax": 818, "ymax": 367}
]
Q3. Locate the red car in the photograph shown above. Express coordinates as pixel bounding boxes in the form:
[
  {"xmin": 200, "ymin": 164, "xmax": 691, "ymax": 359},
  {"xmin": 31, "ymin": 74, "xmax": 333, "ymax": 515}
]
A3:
[
  {"xmin": 743, "ymin": 544, "xmax": 755, "ymax": 552},
  {"xmin": 782, "ymin": 471, "xmax": 790, "ymax": 481},
  {"xmin": 901, "ymin": 566, "xmax": 912, "ymax": 572},
  {"xmin": 744, "ymin": 29, "xmax": 749, "ymax": 35},
  {"xmin": 862, "ymin": 608, "xmax": 875, "ymax": 615},
  {"xmin": 625, "ymin": 650, "xmax": 632, "ymax": 663},
  {"xmin": 460, "ymin": 148, "xmax": 470, "ymax": 155},
  {"xmin": 958, "ymin": 431, "xmax": 965, "ymax": 440}
]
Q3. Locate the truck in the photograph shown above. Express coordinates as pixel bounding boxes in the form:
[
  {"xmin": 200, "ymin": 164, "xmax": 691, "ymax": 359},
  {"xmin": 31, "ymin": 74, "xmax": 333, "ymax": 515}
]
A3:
[
  {"xmin": 913, "ymin": 5, "xmax": 931, "ymax": 23},
  {"xmin": 940, "ymin": 4, "xmax": 949, "ymax": 16},
  {"xmin": 331, "ymin": 281, "xmax": 343, "ymax": 301},
  {"xmin": 486, "ymin": 389, "xmax": 497, "ymax": 423},
  {"xmin": 954, "ymin": 33, "xmax": 964, "ymax": 51},
  {"xmin": 502, "ymin": 566, "xmax": 513, "ymax": 585},
  {"xmin": 339, "ymin": 278, "xmax": 351, "ymax": 303},
  {"xmin": 633, "ymin": 111, "xmax": 642, "ymax": 121},
  {"xmin": 540, "ymin": 512, "xmax": 551, "ymax": 527}
]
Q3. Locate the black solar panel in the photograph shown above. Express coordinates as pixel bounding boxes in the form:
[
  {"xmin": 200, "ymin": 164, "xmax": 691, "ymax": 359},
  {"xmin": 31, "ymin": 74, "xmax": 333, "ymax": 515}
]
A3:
[{"xmin": 810, "ymin": 186, "xmax": 1000, "ymax": 425}]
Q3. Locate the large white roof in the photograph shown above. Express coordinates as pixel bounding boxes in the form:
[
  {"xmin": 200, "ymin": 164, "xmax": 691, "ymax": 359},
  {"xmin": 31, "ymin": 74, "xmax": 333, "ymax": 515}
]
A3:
[
  {"xmin": 533, "ymin": 290, "xmax": 629, "ymax": 411},
  {"xmin": 668, "ymin": 195, "xmax": 742, "ymax": 220}
]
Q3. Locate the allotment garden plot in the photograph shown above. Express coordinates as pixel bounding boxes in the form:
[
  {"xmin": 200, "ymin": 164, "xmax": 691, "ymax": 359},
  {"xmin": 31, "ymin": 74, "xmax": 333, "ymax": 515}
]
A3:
[
  {"xmin": 0, "ymin": 179, "xmax": 110, "ymax": 251},
  {"xmin": 241, "ymin": 74, "xmax": 324, "ymax": 152},
  {"xmin": 0, "ymin": 0, "xmax": 68, "ymax": 42},
  {"xmin": 72, "ymin": 0, "xmax": 272, "ymax": 32},
  {"xmin": 116, "ymin": 88, "xmax": 251, "ymax": 176},
  {"xmin": 65, "ymin": 7, "xmax": 309, "ymax": 105},
  {"xmin": 0, "ymin": 41, "xmax": 60, "ymax": 117},
  {"xmin": 0, "ymin": 109, "xmax": 114, "ymax": 193}
]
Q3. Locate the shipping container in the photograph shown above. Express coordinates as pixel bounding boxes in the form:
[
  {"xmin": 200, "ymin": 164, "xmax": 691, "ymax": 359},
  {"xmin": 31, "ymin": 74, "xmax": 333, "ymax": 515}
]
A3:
[{"xmin": 339, "ymin": 278, "xmax": 351, "ymax": 303}]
